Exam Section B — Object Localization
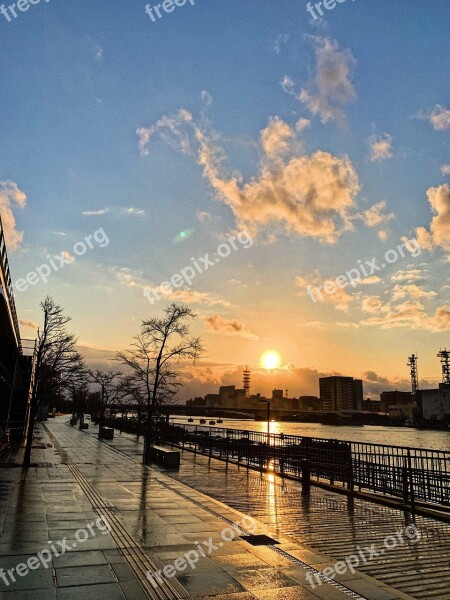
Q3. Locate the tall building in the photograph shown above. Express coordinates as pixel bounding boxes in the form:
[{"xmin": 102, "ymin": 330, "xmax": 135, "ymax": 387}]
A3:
[{"xmin": 319, "ymin": 376, "xmax": 363, "ymax": 411}]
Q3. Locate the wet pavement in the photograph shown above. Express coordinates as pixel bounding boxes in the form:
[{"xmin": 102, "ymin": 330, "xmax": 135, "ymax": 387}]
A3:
[{"xmin": 0, "ymin": 417, "xmax": 438, "ymax": 599}]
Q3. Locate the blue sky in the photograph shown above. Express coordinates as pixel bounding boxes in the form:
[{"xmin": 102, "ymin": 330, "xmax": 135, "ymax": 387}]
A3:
[{"xmin": 1, "ymin": 0, "xmax": 449, "ymax": 398}]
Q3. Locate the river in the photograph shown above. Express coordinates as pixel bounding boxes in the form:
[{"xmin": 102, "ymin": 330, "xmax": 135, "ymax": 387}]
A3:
[{"xmin": 169, "ymin": 416, "xmax": 450, "ymax": 451}]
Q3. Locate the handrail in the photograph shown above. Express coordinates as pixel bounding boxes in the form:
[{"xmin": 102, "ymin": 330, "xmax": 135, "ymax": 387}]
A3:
[{"xmin": 0, "ymin": 213, "xmax": 22, "ymax": 352}]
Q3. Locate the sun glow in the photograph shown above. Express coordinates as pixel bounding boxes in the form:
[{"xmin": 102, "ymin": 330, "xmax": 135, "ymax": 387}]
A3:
[{"xmin": 260, "ymin": 350, "xmax": 281, "ymax": 370}]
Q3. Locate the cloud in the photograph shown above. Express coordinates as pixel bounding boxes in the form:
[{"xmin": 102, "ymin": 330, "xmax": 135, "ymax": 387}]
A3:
[
  {"xmin": 196, "ymin": 127, "xmax": 360, "ymax": 243},
  {"xmin": 368, "ymin": 133, "xmax": 393, "ymax": 162},
  {"xmin": 121, "ymin": 207, "xmax": 146, "ymax": 216},
  {"xmin": 202, "ymin": 315, "xmax": 258, "ymax": 340},
  {"xmin": 290, "ymin": 37, "xmax": 356, "ymax": 126},
  {"xmin": 441, "ymin": 165, "xmax": 450, "ymax": 176},
  {"xmin": 418, "ymin": 104, "xmax": 450, "ymax": 131},
  {"xmin": 260, "ymin": 117, "xmax": 294, "ymax": 159},
  {"xmin": 391, "ymin": 268, "xmax": 424, "ymax": 282},
  {"xmin": 139, "ymin": 105, "xmax": 364, "ymax": 243},
  {"xmin": 201, "ymin": 90, "xmax": 213, "ymax": 106},
  {"xmin": 82, "ymin": 208, "xmax": 109, "ymax": 216},
  {"xmin": 273, "ymin": 33, "xmax": 290, "ymax": 55},
  {"xmin": 361, "ymin": 200, "xmax": 395, "ymax": 230},
  {"xmin": 361, "ymin": 296, "xmax": 385, "ymax": 314},
  {"xmin": 137, "ymin": 109, "xmax": 193, "ymax": 156},
  {"xmin": 391, "ymin": 284, "xmax": 437, "ymax": 302},
  {"xmin": 0, "ymin": 180, "xmax": 27, "ymax": 250},
  {"xmin": 62, "ymin": 251, "xmax": 75, "ymax": 264},
  {"xmin": 362, "ymin": 301, "xmax": 450, "ymax": 332},
  {"xmin": 361, "ymin": 276, "xmax": 382, "ymax": 285},
  {"xmin": 414, "ymin": 184, "xmax": 450, "ymax": 252}
]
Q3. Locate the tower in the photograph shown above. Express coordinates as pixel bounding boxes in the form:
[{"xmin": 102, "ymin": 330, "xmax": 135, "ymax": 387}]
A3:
[
  {"xmin": 243, "ymin": 366, "xmax": 250, "ymax": 397},
  {"xmin": 407, "ymin": 354, "xmax": 419, "ymax": 396},
  {"xmin": 437, "ymin": 349, "xmax": 450, "ymax": 385}
]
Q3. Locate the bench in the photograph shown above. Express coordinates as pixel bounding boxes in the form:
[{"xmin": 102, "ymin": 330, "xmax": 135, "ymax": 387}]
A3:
[{"xmin": 149, "ymin": 445, "xmax": 180, "ymax": 468}]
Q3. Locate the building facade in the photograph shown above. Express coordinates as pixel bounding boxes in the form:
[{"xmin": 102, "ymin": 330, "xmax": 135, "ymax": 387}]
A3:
[{"xmin": 319, "ymin": 376, "xmax": 363, "ymax": 411}]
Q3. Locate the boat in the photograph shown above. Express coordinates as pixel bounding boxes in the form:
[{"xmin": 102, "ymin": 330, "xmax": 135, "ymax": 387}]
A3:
[
  {"xmin": 200, "ymin": 419, "xmax": 206, "ymax": 424},
  {"xmin": 209, "ymin": 420, "xmax": 216, "ymax": 425}
]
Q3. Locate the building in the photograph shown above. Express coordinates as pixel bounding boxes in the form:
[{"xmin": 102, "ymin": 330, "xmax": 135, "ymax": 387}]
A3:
[
  {"xmin": 417, "ymin": 384, "xmax": 450, "ymax": 421},
  {"xmin": 380, "ymin": 390, "xmax": 413, "ymax": 413},
  {"xmin": 362, "ymin": 399, "xmax": 383, "ymax": 413},
  {"xmin": 319, "ymin": 376, "xmax": 363, "ymax": 411}
]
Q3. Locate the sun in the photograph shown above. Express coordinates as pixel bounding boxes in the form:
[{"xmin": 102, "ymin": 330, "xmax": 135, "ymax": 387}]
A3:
[{"xmin": 260, "ymin": 350, "xmax": 281, "ymax": 370}]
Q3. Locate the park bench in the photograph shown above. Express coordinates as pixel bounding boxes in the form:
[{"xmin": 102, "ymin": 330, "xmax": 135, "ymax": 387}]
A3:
[{"xmin": 149, "ymin": 445, "xmax": 180, "ymax": 468}]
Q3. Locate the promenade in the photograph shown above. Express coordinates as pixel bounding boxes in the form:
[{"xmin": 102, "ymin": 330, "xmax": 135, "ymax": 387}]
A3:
[{"xmin": 0, "ymin": 417, "xmax": 445, "ymax": 599}]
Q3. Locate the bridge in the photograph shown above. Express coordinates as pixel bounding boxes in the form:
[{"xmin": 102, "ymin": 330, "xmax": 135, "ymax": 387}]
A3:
[{"xmin": 0, "ymin": 215, "xmax": 33, "ymax": 441}]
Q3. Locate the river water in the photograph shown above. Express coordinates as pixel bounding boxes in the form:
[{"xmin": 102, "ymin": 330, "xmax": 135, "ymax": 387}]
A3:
[{"xmin": 169, "ymin": 416, "xmax": 450, "ymax": 451}]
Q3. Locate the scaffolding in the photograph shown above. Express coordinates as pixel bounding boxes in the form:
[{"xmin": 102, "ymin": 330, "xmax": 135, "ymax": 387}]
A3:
[
  {"xmin": 407, "ymin": 354, "xmax": 419, "ymax": 396},
  {"xmin": 437, "ymin": 349, "xmax": 450, "ymax": 385}
]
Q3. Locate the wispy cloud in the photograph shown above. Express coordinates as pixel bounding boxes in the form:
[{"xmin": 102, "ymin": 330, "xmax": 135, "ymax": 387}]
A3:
[
  {"xmin": 283, "ymin": 37, "xmax": 357, "ymax": 126},
  {"xmin": 82, "ymin": 208, "xmax": 109, "ymax": 216},
  {"xmin": 417, "ymin": 104, "xmax": 450, "ymax": 131},
  {"xmin": 367, "ymin": 133, "xmax": 394, "ymax": 162}
]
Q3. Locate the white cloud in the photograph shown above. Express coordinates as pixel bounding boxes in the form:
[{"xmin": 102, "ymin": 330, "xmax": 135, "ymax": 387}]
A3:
[
  {"xmin": 201, "ymin": 90, "xmax": 213, "ymax": 106},
  {"xmin": 419, "ymin": 104, "xmax": 450, "ymax": 131},
  {"xmin": 82, "ymin": 208, "xmax": 109, "ymax": 216},
  {"xmin": 0, "ymin": 180, "xmax": 27, "ymax": 250},
  {"xmin": 273, "ymin": 33, "xmax": 290, "ymax": 55},
  {"xmin": 121, "ymin": 207, "xmax": 146, "ymax": 216},
  {"xmin": 362, "ymin": 296, "xmax": 385, "ymax": 314},
  {"xmin": 260, "ymin": 116, "xmax": 294, "ymax": 159},
  {"xmin": 441, "ymin": 165, "xmax": 450, "ymax": 176},
  {"xmin": 368, "ymin": 133, "xmax": 393, "ymax": 162}
]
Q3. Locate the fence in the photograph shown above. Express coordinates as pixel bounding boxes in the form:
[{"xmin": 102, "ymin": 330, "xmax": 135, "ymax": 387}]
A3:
[{"xmin": 160, "ymin": 423, "xmax": 450, "ymax": 508}]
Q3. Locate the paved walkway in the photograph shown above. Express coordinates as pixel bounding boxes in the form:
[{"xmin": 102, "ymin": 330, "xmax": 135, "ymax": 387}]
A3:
[{"xmin": 0, "ymin": 417, "xmax": 426, "ymax": 599}]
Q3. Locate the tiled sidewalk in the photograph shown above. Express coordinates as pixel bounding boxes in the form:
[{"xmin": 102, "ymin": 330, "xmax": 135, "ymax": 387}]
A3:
[{"xmin": 0, "ymin": 418, "xmax": 415, "ymax": 599}]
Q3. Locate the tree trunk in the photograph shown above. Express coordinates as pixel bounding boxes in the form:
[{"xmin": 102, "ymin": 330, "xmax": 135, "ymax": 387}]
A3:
[{"xmin": 23, "ymin": 399, "xmax": 37, "ymax": 467}]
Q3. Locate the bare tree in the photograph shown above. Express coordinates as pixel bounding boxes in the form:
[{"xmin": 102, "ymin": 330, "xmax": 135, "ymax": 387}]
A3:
[
  {"xmin": 117, "ymin": 303, "xmax": 202, "ymax": 464},
  {"xmin": 89, "ymin": 370, "xmax": 123, "ymax": 433},
  {"xmin": 24, "ymin": 297, "xmax": 85, "ymax": 467}
]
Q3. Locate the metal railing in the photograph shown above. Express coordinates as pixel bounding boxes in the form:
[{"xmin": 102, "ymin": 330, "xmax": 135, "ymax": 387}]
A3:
[
  {"xmin": 161, "ymin": 423, "xmax": 450, "ymax": 508},
  {"xmin": 0, "ymin": 214, "xmax": 21, "ymax": 351}
]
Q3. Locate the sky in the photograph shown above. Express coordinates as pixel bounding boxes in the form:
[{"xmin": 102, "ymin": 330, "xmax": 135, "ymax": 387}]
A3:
[{"xmin": 1, "ymin": 0, "xmax": 449, "ymax": 400}]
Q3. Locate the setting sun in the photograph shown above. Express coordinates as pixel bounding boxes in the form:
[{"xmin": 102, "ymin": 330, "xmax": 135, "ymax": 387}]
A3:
[{"xmin": 261, "ymin": 351, "xmax": 282, "ymax": 370}]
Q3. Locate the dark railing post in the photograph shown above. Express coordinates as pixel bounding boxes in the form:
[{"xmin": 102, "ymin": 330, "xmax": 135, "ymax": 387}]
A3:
[
  {"xmin": 407, "ymin": 449, "xmax": 416, "ymax": 513},
  {"xmin": 402, "ymin": 466, "xmax": 409, "ymax": 504},
  {"xmin": 194, "ymin": 426, "xmax": 197, "ymax": 456},
  {"xmin": 302, "ymin": 459, "xmax": 311, "ymax": 496},
  {"xmin": 279, "ymin": 433, "xmax": 284, "ymax": 474}
]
